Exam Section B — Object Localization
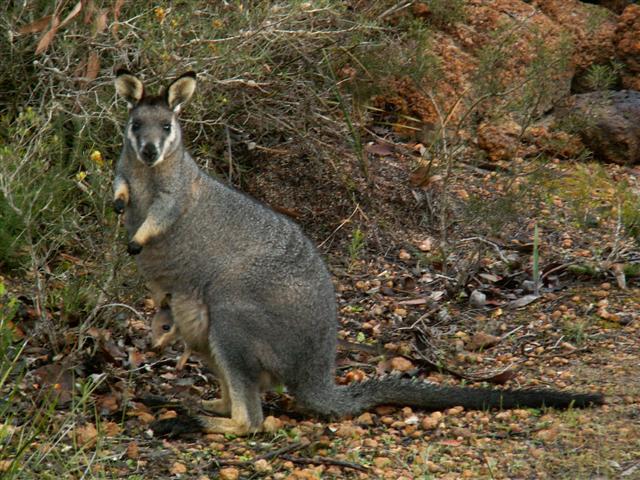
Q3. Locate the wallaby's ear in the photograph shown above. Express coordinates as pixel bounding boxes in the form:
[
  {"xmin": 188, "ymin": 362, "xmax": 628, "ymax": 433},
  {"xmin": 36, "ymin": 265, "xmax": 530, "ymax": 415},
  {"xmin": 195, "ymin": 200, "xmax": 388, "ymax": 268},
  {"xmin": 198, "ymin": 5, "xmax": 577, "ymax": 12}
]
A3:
[
  {"xmin": 166, "ymin": 72, "xmax": 196, "ymax": 113},
  {"xmin": 115, "ymin": 70, "xmax": 144, "ymax": 109}
]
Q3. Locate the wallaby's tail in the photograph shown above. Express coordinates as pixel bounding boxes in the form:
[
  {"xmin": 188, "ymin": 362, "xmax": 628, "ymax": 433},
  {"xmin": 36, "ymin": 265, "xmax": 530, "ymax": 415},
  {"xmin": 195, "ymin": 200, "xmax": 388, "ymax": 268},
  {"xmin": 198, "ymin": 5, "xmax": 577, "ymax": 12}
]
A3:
[{"xmin": 297, "ymin": 377, "xmax": 604, "ymax": 418}]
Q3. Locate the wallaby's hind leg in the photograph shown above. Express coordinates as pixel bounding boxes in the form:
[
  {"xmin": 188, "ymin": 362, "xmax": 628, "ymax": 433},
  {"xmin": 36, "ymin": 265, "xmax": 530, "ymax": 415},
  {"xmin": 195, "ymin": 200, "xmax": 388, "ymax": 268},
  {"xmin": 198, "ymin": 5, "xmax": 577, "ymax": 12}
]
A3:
[
  {"xmin": 153, "ymin": 363, "xmax": 262, "ymax": 437},
  {"xmin": 201, "ymin": 374, "xmax": 231, "ymax": 416},
  {"xmin": 197, "ymin": 372, "xmax": 263, "ymax": 435}
]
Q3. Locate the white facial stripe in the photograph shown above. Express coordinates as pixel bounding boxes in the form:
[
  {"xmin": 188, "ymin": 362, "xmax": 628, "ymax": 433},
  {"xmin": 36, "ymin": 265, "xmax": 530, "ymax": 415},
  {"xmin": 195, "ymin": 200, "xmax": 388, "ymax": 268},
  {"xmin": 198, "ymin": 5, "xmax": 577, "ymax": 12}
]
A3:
[
  {"xmin": 151, "ymin": 116, "xmax": 178, "ymax": 167},
  {"xmin": 126, "ymin": 125, "xmax": 141, "ymax": 159}
]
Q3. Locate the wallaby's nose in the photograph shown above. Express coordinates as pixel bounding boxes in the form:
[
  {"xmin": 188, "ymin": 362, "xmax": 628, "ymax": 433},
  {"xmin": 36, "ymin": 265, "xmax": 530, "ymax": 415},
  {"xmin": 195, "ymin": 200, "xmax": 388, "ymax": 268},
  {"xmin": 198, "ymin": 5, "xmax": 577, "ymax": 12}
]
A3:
[{"xmin": 141, "ymin": 143, "xmax": 158, "ymax": 164}]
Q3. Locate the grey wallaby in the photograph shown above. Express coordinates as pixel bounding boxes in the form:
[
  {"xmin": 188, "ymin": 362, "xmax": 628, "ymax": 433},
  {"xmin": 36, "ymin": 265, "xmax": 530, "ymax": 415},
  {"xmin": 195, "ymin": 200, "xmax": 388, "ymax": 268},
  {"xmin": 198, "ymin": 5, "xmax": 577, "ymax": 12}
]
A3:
[{"xmin": 113, "ymin": 71, "xmax": 603, "ymax": 436}]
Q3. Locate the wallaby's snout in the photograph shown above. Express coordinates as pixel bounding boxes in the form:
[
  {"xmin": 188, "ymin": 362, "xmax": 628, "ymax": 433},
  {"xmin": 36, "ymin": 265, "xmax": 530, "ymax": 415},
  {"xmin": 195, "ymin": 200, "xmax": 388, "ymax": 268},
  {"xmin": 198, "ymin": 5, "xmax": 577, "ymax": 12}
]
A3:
[{"xmin": 141, "ymin": 142, "xmax": 159, "ymax": 165}]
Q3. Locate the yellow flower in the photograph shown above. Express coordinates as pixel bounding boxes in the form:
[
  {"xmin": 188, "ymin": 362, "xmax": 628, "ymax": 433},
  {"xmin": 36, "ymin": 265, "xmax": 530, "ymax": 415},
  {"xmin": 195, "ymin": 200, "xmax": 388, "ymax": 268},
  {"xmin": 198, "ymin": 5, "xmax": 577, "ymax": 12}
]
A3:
[
  {"xmin": 212, "ymin": 19, "xmax": 223, "ymax": 28},
  {"xmin": 90, "ymin": 150, "xmax": 103, "ymax": 166},
  {"xmin": 75, "ymin": 171, "xmax": 87, "ymax": 182},
  {"xmin": 154, "ymin": 6, "xmax": 166, "ymax": 23}
]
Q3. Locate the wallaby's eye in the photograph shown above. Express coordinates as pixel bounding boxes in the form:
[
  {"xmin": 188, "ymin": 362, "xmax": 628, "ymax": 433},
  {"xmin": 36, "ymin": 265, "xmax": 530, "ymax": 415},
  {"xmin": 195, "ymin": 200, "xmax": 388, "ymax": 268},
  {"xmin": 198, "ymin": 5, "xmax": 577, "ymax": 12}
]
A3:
[
  {"xmin": 163, "ymin": 123, "xmax": 171, "ymax": 132},
  {"xmin": 162, "ymin": 324, "xmax": 171, "ymax": 331},
  {"xmin": 131, "ymin": 121, "xmax": 141, "ymax": 131}
]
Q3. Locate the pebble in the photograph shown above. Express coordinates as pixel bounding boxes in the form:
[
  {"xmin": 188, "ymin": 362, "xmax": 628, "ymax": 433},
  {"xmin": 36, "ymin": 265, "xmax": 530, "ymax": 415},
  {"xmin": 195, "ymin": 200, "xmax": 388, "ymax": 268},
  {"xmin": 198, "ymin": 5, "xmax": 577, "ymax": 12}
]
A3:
[
  {"xmin": 373, "ymin": 457, "xmax": 392, "ymax": 468},
  {"xmin": 356, "ymin": 412, "xmax": 374, "ymax": 425},
  {"xmin": 363, "ymin": 438, "xmax": 378, "ymax": 448},
  {"xmin": 421, "ymin": 416, "xmax": 439, "ymax": 430},
  {"xmin": 254, "ymin": 459, "xmax": 272, "ymax": 473},
  {"xmin": 470, "ymin": 290, "xmax": 487, "ymax": 307},
  {"xmin": 262, "ymin": 415, "xmax": 283, "ymax": 433}
]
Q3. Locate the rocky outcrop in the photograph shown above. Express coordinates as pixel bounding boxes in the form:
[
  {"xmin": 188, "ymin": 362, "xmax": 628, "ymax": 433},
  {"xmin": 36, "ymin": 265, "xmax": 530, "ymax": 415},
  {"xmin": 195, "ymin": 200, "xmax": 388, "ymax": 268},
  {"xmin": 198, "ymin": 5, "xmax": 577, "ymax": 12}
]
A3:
[
  {"xmin": 614, "ymin": 4, "xmax": 640, "ymax": 90},
  {"xmin": 534, "ymin": 0, "xmax": 619, "ymax": 93},
  {"xmin": 581, "ymin": 0, "xmax": 634, "ymax": 15},
  {"xmin": 371, "ymin": 0, "xmax": 639, "ymax": 164},
  {"xmin": 556, "ymin": 90, "xmax": 640, "ymax": 164},
  {"xmin": 477, "ymin": 118, "xmax": 585, "ymax": 161},
  {"xmin": 477, "ymin": 120, "xmax": 521, "ymax": 162}
]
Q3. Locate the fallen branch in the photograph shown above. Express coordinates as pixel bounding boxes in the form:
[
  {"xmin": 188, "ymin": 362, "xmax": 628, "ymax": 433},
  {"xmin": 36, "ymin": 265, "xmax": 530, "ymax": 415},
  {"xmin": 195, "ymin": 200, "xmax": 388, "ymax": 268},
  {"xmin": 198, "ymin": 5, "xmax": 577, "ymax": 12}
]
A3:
[
  {"xmin": 210, "ymin": 441, "xmax": 305, "ymax": 469},
  {"xmin": 280, "ymin": 454, "xmax": 368, "ymax": 472}
]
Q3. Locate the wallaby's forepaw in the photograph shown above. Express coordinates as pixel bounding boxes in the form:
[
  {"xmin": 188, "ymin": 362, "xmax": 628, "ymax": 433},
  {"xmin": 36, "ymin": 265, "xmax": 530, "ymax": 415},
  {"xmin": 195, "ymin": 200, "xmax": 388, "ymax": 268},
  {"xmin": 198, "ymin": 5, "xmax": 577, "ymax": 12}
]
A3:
[
  {"xmin": 113, "ymin": 198, "xmax": 126, "ymax": 214},
  {"xmin": 151, "ymin": 415, "xmax": 204, "ymax": 438},
  {"xmin": 127, "ymin": 240, "xmax": 143, "ymax": 255}
]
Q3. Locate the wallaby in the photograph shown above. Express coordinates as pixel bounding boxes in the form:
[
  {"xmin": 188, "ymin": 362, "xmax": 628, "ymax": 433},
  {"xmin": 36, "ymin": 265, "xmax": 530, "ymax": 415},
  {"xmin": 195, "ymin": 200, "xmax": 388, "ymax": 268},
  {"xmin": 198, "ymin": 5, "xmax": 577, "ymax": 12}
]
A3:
[
  {"xmin": 114, "ymin": 71, "xmax": 603, "ymax": 436},
  {"xmin": 151, "ymin": 304, "xmax": 192, "ymax": 371}
]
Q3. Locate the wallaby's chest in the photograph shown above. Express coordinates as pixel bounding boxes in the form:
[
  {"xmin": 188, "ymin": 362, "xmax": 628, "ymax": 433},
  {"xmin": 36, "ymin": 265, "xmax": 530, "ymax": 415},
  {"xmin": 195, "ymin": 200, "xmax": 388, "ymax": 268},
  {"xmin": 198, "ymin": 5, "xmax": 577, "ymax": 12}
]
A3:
[{"xmin": 121, "ymin": 165, "xmax": 166, "ymax": 235}]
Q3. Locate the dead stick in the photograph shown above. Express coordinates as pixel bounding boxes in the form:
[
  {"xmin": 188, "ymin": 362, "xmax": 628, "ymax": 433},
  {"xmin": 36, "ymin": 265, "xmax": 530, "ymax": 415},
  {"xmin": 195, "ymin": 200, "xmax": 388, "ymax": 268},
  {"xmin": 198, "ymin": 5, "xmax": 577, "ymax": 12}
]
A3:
[
  {"xmin": 260, "ymin": 441, "xmax": 305, "ymax": 461},
  {"xmin": 211, "ymin": 441, "xmax": 304, "ymax": 468},
  {"xmin": 280, "ymin": 454, "xmax": 368, "ymax": 472}
]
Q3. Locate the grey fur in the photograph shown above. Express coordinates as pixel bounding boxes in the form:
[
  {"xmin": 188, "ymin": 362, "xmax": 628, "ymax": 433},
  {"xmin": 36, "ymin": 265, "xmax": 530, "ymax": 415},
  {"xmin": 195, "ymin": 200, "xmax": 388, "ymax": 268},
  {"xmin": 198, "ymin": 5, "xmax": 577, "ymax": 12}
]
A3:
[{"xmin": 114, "ymin": 72, "xmax": 603, "ymax": 434}]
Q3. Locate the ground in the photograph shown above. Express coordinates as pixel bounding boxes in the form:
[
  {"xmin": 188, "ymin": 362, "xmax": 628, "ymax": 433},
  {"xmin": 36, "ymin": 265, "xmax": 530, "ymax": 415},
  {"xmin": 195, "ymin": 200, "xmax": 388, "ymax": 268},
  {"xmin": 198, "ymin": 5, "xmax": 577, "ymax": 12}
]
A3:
[{"xmin": 2, "ymin": 154, "xmax": 640, "ymax": 479}]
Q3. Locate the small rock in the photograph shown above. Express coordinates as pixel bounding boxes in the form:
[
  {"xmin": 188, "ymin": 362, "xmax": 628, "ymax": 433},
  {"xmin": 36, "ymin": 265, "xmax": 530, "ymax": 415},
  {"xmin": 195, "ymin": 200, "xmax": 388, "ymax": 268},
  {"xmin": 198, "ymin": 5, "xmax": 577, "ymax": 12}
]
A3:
[
  {"xmin": 556, "ymin": 90, "xmax": 640, "ymax": 164},
  {"xmin": 334, "ymin": 423, "xmax": 358, "ymax": 438},
  {"xmin": 254, "ymin": 459, "xmax": 272, "ymax": 474},
  {"xmin": 380, "ymin": 416, "xmax": 394, "ymax": 425},
  {"xmin": 219, "ymin": 467, "xmax": 239, "ymax": 480},
  {"xmin": 393, "ymin": 307, "xmax": 408, "ymax": 317},
  {"xmin": 262, "ymin": 416, "xmax": 283, "ymax": 433},
  {"xmin": 509, "ymin": 423, "xmax": 523, "ymax": 433},
  {"xmin": 170, "ymin": 462, "xmax": 187, "ymax": 475},
  {"xmin": 425, "ymin": 460, "xmax": 440, "ymax": 472},
  {"xmin": 356, "ymin": 412, "xmax": 374, "ymax": 425},
  {"xmin": 363, "ymin": 438, "xmax": 378, "ymax": 448},
  {"xmin": 417, "ymin": 238, "xmax": 433, "ymax": 251},
  {"xmin": 404, "ymin": 414, "xmax": 419, "ymax": 425},
  {"xmin": 535, "ymin": 427, "xmax": 559, "ymax": 442},
  {"xmin": 446, "ymin": 406, "xmax": 464, "ymax": 416},
  {"xmin": 390, "ymin": 356, "xmax": 414, "ymax": 372},
  {"xmin": 513, "ymin": 409, "xmax": 531, "ymax": 419},
  {"xmin": 477, "ymin": 119, "xmax": 520, "ymax": 162},
  {"xmin": 469, "ymin": 290, "xmax": 487, "ymax": 307},
  {"xmin": 137, "ymin": 412, "xmax": 155, "ymax": 425},
  {"xmin": 421, "ymin": 416, "xmax": 439, "ymax": 430},
  {"xmin": 373, "ymin": 457, "xmax": 392, "ymax": 468},
  {"xmin": 495, "ymin": 411, "xmax": 512, "ymax": 420}
]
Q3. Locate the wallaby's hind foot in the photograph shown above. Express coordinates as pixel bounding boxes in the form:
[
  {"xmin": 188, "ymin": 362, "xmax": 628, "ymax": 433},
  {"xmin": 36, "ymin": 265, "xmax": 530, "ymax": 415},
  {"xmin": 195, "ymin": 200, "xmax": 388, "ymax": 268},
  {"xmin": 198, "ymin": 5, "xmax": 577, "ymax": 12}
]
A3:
[
  {"xmin": 155, "ymin": 384, "xmax": 262, "ymax": 436},
  {"xmin": 201, "ymin": 399, "xmax": 230, "ymax": 416},
  {"xmin": 200, "ymin": 388, "xmax": 263, "ymax": 435},
  {"xmin": 198, "ymin": 415, "xmax": 259, "ymax": 436},
  {"xmin": 152, "ymin": 413, "xmax": 260, "ymax": 437}
]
